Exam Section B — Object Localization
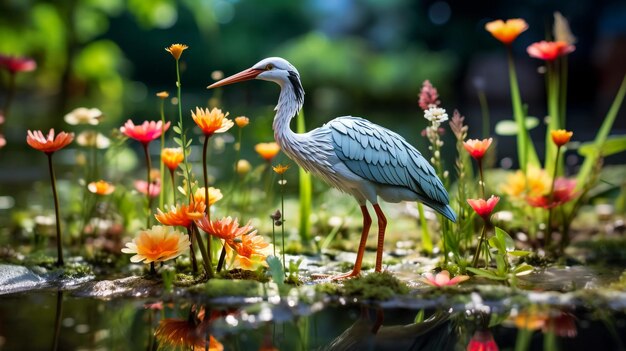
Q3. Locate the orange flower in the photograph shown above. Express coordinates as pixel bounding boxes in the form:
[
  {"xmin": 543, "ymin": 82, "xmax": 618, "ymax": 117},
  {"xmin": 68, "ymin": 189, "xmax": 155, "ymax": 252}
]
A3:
[
  {"xmin": 463, "ymin": 138, "xmax": 493, "ymax": 160},
  {"xmin": 162, "ymin": 147, "xmax": 184, "ymax": 171},
  {"xmin": 485, "ymin": 18, "xmax": 528, "ymax": 45},
  {"xmin": 527, "ymin": 41, "xmax": 575, "ymax": 61},
  {"xmin": 121, "ymin": 225, "xmax": 190, "ymax": 264},
  {"xmin": 229, "ymin": 231, "xmax": 271, "ymax": 269},
  {"xmin": 195, "ymin": 216, "xmax": 256, "ymax": 247},
  {"xmin": 551, "ymin": 129, "xmax": 573, "ymax": 147},
  {"xmin": 234, "ymin": 116, "xmax": 249, "ymax": 128},
  {"xmin": 467, "ymin": 195, "xmax": 500, "ymax": 220},
  {"xmin": 156, "ymin": 91, "xmax": 169, "ymax": 99},
  {"xmin": 87, "ymin": 180, "xmax": 115, "ymax": 195},
  {"xmin": 255, "ymin": 142, "xmax": 280, "ymax": 161},
  {"xmin": 165, "ymin": 44, "xmax": 188, "ymax": 60},
  {"xmin": 191, "ymin": 107, "xmax": 234, "ymax": 136},
  {"xmin": 155, "ymin": 202, "xmax": 206, "ymax": 228},
  {"xmin": 155, "ymin": 318, "xmax": 223, "ymax": 351},
  {"xmin": 26, "ymin": 129, "xmax": 74, "ymax": 154},
  {"xmin": 272, "ymin": 164, "xmax": 290, "ymax": 174},
  {"xmin": 120, "ymin": 120, "xmax": 170, "ymax": 145}
]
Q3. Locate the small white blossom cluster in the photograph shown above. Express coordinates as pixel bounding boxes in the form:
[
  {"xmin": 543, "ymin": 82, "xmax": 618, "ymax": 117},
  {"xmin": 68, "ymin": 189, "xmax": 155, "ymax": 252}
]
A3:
[
  {"xmin": 424, "ymin": 107, "xmax": 448, "ymax": 127},
  {"xmin": 64, "ymin": 107, "xmax": 103, "ymax": 125}
]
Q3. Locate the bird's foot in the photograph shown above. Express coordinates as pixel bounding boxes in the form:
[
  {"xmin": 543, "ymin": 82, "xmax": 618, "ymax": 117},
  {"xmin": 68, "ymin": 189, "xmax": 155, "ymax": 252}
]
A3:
[{"xmin": 330, "ymin": 270, "xmax": 361, "ymax": 281}]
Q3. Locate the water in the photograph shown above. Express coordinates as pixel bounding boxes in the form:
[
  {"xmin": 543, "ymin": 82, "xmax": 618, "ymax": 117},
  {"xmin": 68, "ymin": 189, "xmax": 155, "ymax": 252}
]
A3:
[{"xmin": 1, "ymin": 289, "xmax": 625, "ymax": 351}]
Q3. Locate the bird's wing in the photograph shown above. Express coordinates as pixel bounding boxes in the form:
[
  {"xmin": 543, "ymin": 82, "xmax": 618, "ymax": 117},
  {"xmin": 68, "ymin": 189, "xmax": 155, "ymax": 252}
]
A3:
[{"xmin": 327, "ymin": 116, "xmax": 449, "ymax": 204}]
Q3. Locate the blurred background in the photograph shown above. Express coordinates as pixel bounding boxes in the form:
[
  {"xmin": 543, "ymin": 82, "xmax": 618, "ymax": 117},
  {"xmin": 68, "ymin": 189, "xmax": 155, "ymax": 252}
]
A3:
[{"xmin": 0, "ymin": 0, "xmax": 625, "ymax": 191}]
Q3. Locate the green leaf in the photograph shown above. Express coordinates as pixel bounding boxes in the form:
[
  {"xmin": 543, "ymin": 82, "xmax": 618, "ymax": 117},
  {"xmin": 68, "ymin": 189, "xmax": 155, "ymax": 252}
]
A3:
[
  {"xmin": 466, "ymin": 267, "xmax": 507, "ymax": 280},
  {"xmin": 578, "ymin": 135, "xmax": 626, "ymax": 158},
  {"xmin": 173, "ymin": 125, "xmax": 182, "ymax": 134},
  {"xmin": 488, "ymin": 237, "xmax": 505, "ymax": 253},
  {"xmin": 513, "ymin": 264, "xmax": 534, "ymax": 276},
  {"xmin": 494, "ymin": 117, "xmax": 540, "ymax": 136},
  {"xmin": 495, "ymin": 227, "xmax": 515, "ymax": 251},
  {"xmin": 186, "ymin": 138, "xmax": 193, "ymax": 147},
  {"xmin": 414, "ymin": 310, "xmax": 425, "ymax": 324},
  {"xmin": 173, "ymin": 137, "xmax": 183, "ymax": 146},
  {"xmin": 508, "ymin": 250, "xmax": 531, "ymax": 257},
  {"xmin": 266, "ymin": 256, "xmax": 284, "ymax": 287},
  {"xmin": 495, "ymin": 255, "xmax": 507, "ymax": 274}
]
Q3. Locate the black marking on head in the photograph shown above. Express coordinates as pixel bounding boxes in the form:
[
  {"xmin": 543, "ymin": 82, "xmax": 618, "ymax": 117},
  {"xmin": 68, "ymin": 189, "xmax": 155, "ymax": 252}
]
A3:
[{"xmin": 288, "ymin": 70, "xmax": 305, "ymax": 106}]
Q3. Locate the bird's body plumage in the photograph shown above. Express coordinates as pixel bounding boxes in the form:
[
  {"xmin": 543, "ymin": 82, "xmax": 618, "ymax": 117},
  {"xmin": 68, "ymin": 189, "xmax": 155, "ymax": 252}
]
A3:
[{"xmin": 208, "ymin": 56, "xmax": 456, "ymax": 278}]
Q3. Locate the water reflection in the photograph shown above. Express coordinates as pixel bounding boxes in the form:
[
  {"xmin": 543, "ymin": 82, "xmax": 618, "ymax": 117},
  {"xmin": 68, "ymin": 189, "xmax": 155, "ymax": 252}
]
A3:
[{"xmin": 0, "ymin": 291, "xmax": 625, "ymax": 350}]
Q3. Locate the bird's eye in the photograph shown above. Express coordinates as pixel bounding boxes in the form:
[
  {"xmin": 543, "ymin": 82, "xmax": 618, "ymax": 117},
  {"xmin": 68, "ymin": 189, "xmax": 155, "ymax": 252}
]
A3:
[{"xmin": 265, "ymin": 64, "xmax": 273, "ymax": 71}]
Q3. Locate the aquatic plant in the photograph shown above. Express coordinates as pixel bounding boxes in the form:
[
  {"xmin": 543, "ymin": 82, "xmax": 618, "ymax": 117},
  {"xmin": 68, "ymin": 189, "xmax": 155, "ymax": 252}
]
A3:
[
  {"xmin": 26, "ymin": 129, "xmax": 74, "ymax": 266},
  {"xmin": 468, "ymin": 196, "xmax": 499, "ymax": 267}
]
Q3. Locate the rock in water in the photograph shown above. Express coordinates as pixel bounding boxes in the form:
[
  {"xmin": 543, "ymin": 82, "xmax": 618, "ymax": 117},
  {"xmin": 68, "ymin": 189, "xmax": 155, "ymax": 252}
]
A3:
[{"xmin": 0, "ymin": 264, "xmax": 47, "ymax": 295}]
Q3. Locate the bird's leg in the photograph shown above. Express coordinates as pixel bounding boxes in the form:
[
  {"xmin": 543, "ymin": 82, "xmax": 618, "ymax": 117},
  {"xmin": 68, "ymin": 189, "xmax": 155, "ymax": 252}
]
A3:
[
  {"xmin": 331, "ymin": 205, "xmax": 371, "ymax": 280},
  {"xmin": 373, "ymin": 204, "xmax": 387, "ymax": 272}
]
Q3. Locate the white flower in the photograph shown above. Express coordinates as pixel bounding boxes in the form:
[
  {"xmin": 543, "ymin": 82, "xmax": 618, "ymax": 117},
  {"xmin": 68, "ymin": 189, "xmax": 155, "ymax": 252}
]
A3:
[
  {"xmin": 424, "ymin": 107, "xmax": 448, "ymax": 124},
  {"xmin": 64, "ymin": 107, "xmax": 103, "ymax": 125},
  {"xmin": 76, "ymin": 131, "xmax": 110, "ymax": 149}
]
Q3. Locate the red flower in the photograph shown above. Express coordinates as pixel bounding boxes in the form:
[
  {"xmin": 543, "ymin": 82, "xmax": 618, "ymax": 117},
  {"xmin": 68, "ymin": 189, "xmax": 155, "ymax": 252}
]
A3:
[
  {"xmin": 120, "ymin": 120, "xmax": 170, "ymax": 145},
  {"xmin": 26, "ymin": 129, "xmax": 74, "ymax": 154},
  {"xmin": 0, "ymin": 55, "xmax": 36, "ymax": 73},
  {"xmin": 527, "ymin": 41, "xmax": 575, "ymax": 61},
  {"xmin": 467, "ymin": 330, "xmax": 499, "ymax": 351},
  {"xmin": 467, "ymin": 195, "xmax": 500, "ymax": 220},
  {"xmin": 526, "ymin": 178, "xmax": 577, "ymax": 209},
  {"xmin": 463, "ymin": 138, "xmax": 493, "ymax": 161}
]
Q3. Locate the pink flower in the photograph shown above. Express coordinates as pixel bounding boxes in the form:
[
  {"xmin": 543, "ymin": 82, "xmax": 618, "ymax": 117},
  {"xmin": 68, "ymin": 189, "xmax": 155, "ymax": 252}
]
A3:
[
  {"xmin": 420, "ymin": 270, "xmax": 469, "ymax": 287},
  {"xmin": 0, "ymin": 55, "xmax": 36, "ymax": 73},
  {"xmin": 0, "ymin": 134, "xmax": 5, "ymax": 149},
  {"xmin": 467, "ymin": 196, "xmax": 500, "ymax": 220},
  {"xmin": 120, "ymin": 120, "xmax": 170, "ymax": 145},
  {"xmin": 527, "ymin": 41, "xmax": 575, "ymax": 61},
  {"xmin": 26, "ymin": 129, "xmax": 74, "ymax": 154},
  {"xmin": 467, "ymin": 330, "xmax": 499, "ymax": 351},
  {"xmin": 463, "ymin": 138, "xmax": 493, "ymax": 161},
  {"xmin": 134, "ymin": 180, "xmax": 161, "ymax": 198},
  {"xmin": 418, "ymin": 80, "xmax": 440, "ymax": 110}
]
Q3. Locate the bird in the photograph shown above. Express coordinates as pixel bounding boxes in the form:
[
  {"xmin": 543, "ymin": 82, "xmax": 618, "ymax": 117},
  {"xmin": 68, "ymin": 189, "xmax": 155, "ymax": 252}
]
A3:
[{"xmin": 208, "ymin": 57, "xmax": 456, "ymax": 280}]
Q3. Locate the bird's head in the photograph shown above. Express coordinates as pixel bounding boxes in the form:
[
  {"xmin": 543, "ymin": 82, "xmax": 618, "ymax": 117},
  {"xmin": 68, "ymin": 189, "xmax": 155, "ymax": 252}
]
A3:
[{"xmin": 207, "ymin": 57, "xmax": 300, "ymax": 89}]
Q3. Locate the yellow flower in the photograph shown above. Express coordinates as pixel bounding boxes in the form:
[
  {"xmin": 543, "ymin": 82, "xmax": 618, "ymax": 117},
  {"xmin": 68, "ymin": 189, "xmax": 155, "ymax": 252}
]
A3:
[
  {"xmin": 161, "ymin": 147, "xmax": 184, "ymax": 171},
  {"xmin": 191, "ymin": 107, "xmax": 234, "ymax": 136},
  {"xmin": 485, "ymin": 18, "xmax": 528, "ymax": 45},
  {"xmin": 234, "ymin": 116, "xmax": 249, "ymax": 128},
  {"xmin": 194, "ymin": 187, "xmax": 223, "ymax": 206},
  {"xmin": 87, "ymin": 180, "xmax": 115, "ymax": 195},
  {"xmin": 500, "ymin": 166, "xmax": 551, "ymax": 199},
  {"xmin": 121, "ymin": 225, "xmax": 190, "ymax": 264},
  {"xmin": 156, "ymin": 91, "xmax": 169, "ymax": 99},
  {"xmin": 236, "ymin": 159, "xmax": 251, "ymax": 175},
  {"xmin": 225, "ymin": 232, "xmax": 272, "ymax": 270},
  {"xmin": 165, "ymin": 43, "xmax": 188, "ymax": 60},
  {"xmin": 255, "ymin": 142, "xmax": 280, "ymax": 162},
  {"xmin": 272, "ymin": 164, "xmax": 290, "ymax": 175}
]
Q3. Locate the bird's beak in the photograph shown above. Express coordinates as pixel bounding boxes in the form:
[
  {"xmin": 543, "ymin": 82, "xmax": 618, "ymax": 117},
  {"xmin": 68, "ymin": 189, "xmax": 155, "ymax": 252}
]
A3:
[{"xmin": 207, "ymin": 68, "xmax": 263, "ymax": 89}]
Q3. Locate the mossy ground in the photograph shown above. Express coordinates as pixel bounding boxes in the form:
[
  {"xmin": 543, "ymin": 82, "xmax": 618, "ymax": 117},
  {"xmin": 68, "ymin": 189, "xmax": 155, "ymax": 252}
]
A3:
[{"xmin": 316, "ymin": 271, "xmax": 409, "ymax": 300}]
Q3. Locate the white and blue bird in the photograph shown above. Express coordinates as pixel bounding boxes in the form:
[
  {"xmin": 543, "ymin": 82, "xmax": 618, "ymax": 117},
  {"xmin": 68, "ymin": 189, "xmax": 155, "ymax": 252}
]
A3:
[{"xmin": 208, "ymin": 57, "xmax": 456, "ymax": 279}]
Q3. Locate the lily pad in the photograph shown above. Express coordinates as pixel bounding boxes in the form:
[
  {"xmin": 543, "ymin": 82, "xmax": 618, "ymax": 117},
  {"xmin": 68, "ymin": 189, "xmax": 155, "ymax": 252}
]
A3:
[{"xmin": 495, "ymin": 117, "xmax": 540, "ymax": 136}]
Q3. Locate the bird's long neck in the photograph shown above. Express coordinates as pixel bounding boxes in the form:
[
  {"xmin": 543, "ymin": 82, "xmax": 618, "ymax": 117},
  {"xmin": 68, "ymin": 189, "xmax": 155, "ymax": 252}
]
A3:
[{"xmin": 272, "ymin": 72, "xmax": 305, "ymax": 148}]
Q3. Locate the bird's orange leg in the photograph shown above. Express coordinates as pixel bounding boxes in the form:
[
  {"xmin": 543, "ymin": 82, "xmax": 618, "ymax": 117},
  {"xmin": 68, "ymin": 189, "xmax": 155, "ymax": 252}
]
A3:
[
  {"xmin": 373, "ymin": 204, "xmax": 387, "ymax": 272},
  {"xmin": 331, "ymin": 205, "xmax": 371, "ymax": 280}
]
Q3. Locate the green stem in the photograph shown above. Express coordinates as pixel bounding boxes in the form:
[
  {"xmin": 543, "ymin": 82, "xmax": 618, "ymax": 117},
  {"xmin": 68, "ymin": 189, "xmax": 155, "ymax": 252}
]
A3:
[
  {"xmin": 2, "ymin": 72, "xmax": 16, "ymax": 124},
  {"xmin": 159, "ymin": 99, "xmax": 166, "ymax": 209},
  {"xmin": 193, "ymin": 224, "xmax": 213, "ymax": 278},
  {"xmin": 216, "ymin": 245, "xmax": 226, "ymax": 273},
  {"xmin": 417, "ymin": 203, "xmax": 432, "ymax": 254},
  {"xmin": 175, "ymin": 58, "xmax": 193, "ymax": 203},
  {"xmin": 546, "ymin": 147, "xmax": 561, "ymax": 248},
  {"xmin": 202, "ymin": 135, "xmax": 211, "ymax": 221},
  {"xmin": 272, "ymin": 220, "xmax": 276, "ymax": 257},
  {"xmin": 507, "ymin": 47, "xmax": 539, "ymax": 171},
  {"xmin": 478, "ymin": 158, "xmax": 485, "ymax": 198},
  {"xmin": 47, "ymin": 153, "xmax": 63, "ymax": 267},
  {"xmin": 187, "ymin": 226, "xmax": 198, "ymax": 274},
  {"xmin": 150, "ymin": 262, "xmax": 156, "ymax": 275},
  {"xmin": 545, "ymin": 61, "xmax": 561, "ymax": 176},
  {"xmin": 142, "ymin": 144, "xmax": 152, "ymax": 228},
  {"xmin": 281, "ymin": 174, "xmax": 286, "ymax": 271},
  {"xmin": 559, "ymin": 56, "xmax": 568, "ymax": 128},
  {"xmin": 472, "ymin": 224, "xmax": 487, "ymax": 268},
  {"xmin": 478, "ymin": 90, "xmax": 490, "ymax": 138},
  {"xmin": 169, "ymin": 169, "xmax": 177, "ymax": 204}
]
